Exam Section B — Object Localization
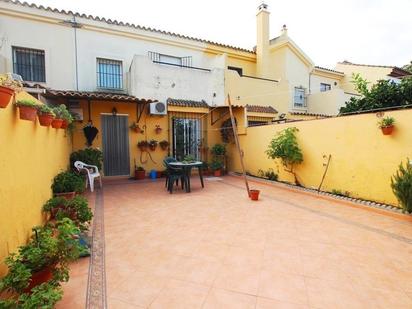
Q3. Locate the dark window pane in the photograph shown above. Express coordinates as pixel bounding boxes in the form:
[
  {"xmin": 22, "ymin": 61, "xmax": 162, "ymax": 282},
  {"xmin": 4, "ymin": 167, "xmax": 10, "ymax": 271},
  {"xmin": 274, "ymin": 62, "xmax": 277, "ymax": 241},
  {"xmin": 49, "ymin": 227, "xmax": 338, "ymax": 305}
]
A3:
[
  {"xmin": 96, "ymin": 58, "xmax": 123, "ymax": 89},
  {"xmin": 12, "ymin": 47, "xmax": 45, "ymax": 82}
]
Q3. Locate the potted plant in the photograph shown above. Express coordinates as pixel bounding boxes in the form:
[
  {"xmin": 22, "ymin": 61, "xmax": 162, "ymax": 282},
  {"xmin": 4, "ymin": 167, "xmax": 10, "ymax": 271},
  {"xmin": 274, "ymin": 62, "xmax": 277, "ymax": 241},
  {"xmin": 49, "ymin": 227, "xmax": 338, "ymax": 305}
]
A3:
[
  {"xmin": 135, "ymin": 166, "xmax": 145, "ymax": 180},
  {"xmin": 51, "ymin": 171, "xmax": 85, "ymax": 199},
  {"xmin": 211, "ymin": 144, "xmax": 227, "ymax": 156},
  {"xmin": 70, "ymin": 148, "xmax": 103, "ymax": 172},
  {"xmin": 210, "ymin": 160, "xmax": 223, "ymax": 177},
  {"xmin": 0, "ymin": 219, "xmax": 82, "ymax": 295},
  {"xmin": 155, "ymin": 125, "xmax": 162, "ymax": 134},
  {"xmin": 57, "ymin": 104, "xmax": 73, "ymax": 129},
  {"xmin": 148, "ymin": 139, "xmax": 158, "ymax": 151},
  {"xmin": 43, "ymin": 196, "xmax": 93, "ymax": 231},
  {"xmin": 51, "ymin": 105, "xmax": 64, "ymax": 129},
  {"xmin": 159, "ymin": 140, "xmax": 169, "ymax": 151},
  {"xmin": 137, "ymin": 140, "xmax": 149, "ymax": 152},
  {"xmin": 0, "ymin": 74, "xmax": 22, "ymax": 108},
  {"xmin": 15, "ymin": 99, "xmax": 39, "ymax": 121},
  {"xmin": 130, "ymin": 122, "xmax": 144, "ymax": 133},
  {"xmin": 249, "ymin": 189, "xmax": 260, "ymax": 201},
  {"xmin": 36, "ymin": 104, "xmax": 55, "ymax": 127},
  {"xmin": 378, "ymin": 116, "xmax": 395, "ymax": 135}
]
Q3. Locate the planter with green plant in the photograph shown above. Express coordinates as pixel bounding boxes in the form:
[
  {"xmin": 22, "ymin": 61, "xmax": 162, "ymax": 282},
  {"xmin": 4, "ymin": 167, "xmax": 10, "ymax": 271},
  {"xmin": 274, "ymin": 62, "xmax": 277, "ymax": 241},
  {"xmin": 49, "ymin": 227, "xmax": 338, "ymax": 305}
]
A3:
[
  {"xmin": 130, "ymin": 122, "xmax": 143, "ymax": 133},
  {"xmin": 51, "ymin": 106, "xmax": 64, "ymax": 129},
  {"xmin": 266, "ymin": 127, "xmax": 303, "ymax": 185},
  {"xmin": 134, "ymin": 166, "xmax": 145, "ymax": 180},
  {"xmin": 210, "ymin": 160, "xmax": 223, "ymax": 177},
  {"xmin": 43, "ymin": 196, "xmax": 93, "ymax": 230},
  {"xmin": 59, "ymin": 104, "xmax": 73, "ymax": 129},
  {"xmin": 70, "ymin": 148, "xmax": 103, "ymax": 172},
  {"xmin": 0, "ymin": 74, "xmax": 22, "ymax": 108},
  {"xmin": 182, "ymin": 154, "xmax": 196, "ymax": 164},
  {"xmin": 51, "ymin": 171, "xmax": 85, "ymax": 199},
  {"xmin": 378, "ymin": 116, "xmax": 395, "ymax": 135},
  {"xmin": 15, "ymin": 99, "xmax": 39, "ymax": 121},
  {"xmin": 137, "ymin": 140, "xmax": 148, "ymax": 152},
  {"xmin": 159, "ymin": 140, "xmax": 169, "ymax": 151},
  {"xmin": 0, "ymin": 218, "xmax": 82, "ymax": 295},
  {"xmin": 391, "ymin": 159, "xmax": 412, "ymax": 213},
  {"xmin": 155, "ymin": 125, "xmax": 162, "ymax": 134},
  {"xmin": 36, "ymin": 104, "xmax": 55, "ymax": 127},
  {"xmin": 211, "ymin": 144, "xmax": 226, "ymax": 156},
  {"xmin": 148, "ymin": 139, "xmax": 158, "ymax": 151}
]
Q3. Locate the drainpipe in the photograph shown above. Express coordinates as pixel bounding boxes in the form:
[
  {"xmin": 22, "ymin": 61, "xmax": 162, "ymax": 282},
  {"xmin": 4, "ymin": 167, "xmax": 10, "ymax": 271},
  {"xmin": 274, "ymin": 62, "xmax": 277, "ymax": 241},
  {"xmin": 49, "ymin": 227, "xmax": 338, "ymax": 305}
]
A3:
[{"xmin": 73, "ymin": 15, "xmax": 80, "ymax": 91}]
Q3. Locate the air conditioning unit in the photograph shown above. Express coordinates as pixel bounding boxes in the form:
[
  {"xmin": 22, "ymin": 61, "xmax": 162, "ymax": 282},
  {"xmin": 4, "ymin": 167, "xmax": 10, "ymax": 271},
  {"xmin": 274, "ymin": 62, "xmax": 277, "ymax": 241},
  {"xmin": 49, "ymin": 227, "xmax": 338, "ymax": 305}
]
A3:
[{"xmin": 149, "ymin": 102, "xmax": 167, "ymax": 115}]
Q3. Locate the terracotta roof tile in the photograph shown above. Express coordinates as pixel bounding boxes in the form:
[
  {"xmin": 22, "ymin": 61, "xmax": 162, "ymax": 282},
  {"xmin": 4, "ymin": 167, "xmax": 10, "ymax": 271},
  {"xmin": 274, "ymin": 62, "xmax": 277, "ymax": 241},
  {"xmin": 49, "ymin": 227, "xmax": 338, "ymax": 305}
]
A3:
[
  {"xmin": 44, "ymin": 89, "xmax": 154, "ymax": 103},
  {"xmin": 2, "ymin": 0, "xmax": 255, "ymax": 54},
  {"xmin": 167, "ymin": 98, "xmax": 209, "ymax": 108},
  {"xmin": 246, "ymin": 105, "xmax": 278, "ymax": 114},
  {"xmin": 338, "ymin": 61, "xmax": 411, "ymax": 76},
  {"xmin": 314, "ymin": 66, "xmax": 344, "ymax": 75},
  {"xmin": 290, "ymin": 111, "xmax": 333, "ymax": 118}
]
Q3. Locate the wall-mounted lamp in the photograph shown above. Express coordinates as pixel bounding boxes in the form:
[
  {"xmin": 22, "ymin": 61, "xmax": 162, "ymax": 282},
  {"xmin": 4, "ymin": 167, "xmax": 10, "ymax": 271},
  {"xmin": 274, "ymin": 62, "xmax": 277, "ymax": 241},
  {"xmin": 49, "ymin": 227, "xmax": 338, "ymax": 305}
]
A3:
[{"xmin": 112, "ymin": 107, "xmax": 117, "ymax": 116}]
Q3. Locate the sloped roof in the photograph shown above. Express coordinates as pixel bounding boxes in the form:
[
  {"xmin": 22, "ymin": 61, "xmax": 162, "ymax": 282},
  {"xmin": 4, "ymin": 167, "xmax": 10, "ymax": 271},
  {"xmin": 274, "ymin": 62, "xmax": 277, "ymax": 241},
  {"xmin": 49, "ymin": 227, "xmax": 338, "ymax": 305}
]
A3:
[
  {"xmin": 314, "ymin": 66, "xmax": 344, "ymax": 75},
  {"xmin": 167, "ymin": 98, "xmax": 209, "ymax": 108},
  {"xmin": 246, "ymin": 104, "xmax": 278, "ymax": 114},
  {"xmin": 1, "ymin": 0, "xmax": 255, "ymax": 54},
  {"xmin": 45, "ymin": 89, "xmax": 154, "ymax": 103},
  {"xmin": 338, "ymin": 61, "xmax": 411, "ymax": 77}
]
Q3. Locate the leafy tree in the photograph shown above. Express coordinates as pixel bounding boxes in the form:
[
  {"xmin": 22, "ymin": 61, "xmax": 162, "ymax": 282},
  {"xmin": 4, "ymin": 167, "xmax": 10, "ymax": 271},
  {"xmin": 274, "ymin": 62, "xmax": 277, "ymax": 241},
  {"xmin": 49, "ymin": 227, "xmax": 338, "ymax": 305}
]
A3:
[
  {"xmin": 340, "ymin": 75, "xmax": 412, "ymax": 113},
  {"xmin": 391, "ymin": 159, "xmax": 412, "ymax": 213},
  {"xmin": 265, "ymin": 127, "xmax": 303, "ymax": 184}
]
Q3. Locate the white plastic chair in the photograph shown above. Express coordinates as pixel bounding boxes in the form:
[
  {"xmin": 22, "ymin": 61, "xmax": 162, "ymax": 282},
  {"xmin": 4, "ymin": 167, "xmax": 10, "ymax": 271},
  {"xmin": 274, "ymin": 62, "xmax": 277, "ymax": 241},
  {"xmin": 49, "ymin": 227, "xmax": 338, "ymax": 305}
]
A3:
[{"xmin": 74, "ymin": 161, "xmax": 102, "ymax": 192}]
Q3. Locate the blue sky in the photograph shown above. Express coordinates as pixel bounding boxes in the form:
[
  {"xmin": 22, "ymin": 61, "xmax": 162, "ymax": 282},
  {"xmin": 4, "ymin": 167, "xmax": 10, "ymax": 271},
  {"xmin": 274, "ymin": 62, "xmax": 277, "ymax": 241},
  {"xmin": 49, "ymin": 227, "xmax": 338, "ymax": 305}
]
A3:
[{"xmin": 29, "ymin": 0, "xmax": 411, "ymax": 68}]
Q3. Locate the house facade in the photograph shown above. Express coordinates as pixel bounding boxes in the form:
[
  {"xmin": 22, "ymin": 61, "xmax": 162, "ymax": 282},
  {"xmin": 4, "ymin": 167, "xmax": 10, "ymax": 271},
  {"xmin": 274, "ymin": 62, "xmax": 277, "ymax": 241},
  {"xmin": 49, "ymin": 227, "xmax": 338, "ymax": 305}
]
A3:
[{"xmin": 0, "ymin": 0, "xmax": 371, "ymax": 176}]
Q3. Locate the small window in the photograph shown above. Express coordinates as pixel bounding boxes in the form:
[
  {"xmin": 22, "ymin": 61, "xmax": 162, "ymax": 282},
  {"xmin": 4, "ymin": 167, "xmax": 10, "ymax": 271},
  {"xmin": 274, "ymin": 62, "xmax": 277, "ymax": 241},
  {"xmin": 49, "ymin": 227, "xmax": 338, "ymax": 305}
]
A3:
[
  {"xmin": 320, "ymin": 83, "xmax": 331, "ymax": 92},
  {"xmin": 12, "ymin": 47, "xmax": 46, "ymax": 82},
  {"xmin": 228, "ymin": 66, "xmax": 243, "ymax": 76},
  {"xmin": 159, "ymin": 54, "xmax": 182, "ymax": 66},
  {"xmin": 294, "ymin": 88, "xmax": 306, "ymax": 108},
  {"xmin": 96, "ymin": 58, "xmax": 123, "ymax": 89}
]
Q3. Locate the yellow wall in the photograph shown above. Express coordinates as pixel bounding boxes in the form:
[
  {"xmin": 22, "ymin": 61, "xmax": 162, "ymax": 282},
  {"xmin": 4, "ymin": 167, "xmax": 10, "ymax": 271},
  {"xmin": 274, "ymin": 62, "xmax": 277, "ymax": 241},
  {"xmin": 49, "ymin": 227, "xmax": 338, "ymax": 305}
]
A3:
[
  {"xmin": 228, "ymin": 109, "xmax": 412, "ymax": 206},
  {"xmin": 0, "ymin": 92, "xmax": 71, "ymax": 276}
]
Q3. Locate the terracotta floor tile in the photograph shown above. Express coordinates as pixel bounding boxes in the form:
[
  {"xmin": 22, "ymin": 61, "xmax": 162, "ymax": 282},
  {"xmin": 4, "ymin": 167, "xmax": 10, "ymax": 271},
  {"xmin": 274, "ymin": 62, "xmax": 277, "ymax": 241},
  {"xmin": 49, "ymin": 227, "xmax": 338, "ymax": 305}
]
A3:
[
  {"xmin": 172, "ymin": 256, "xmax": 221, "ymax": 285},
  {"xmin": 213, "ymin": 263, "xmax": 260, "ymax": 295},
  {"xmin": 256, "ymin": 297, "xmax": 309, "ymax": 309},
  {"xmin": 203, "ymin": 288, "xmax": 256, "ymax": 309},
  {"xmin": 149, "ymin": 279, "xmax": 209, "ymax": 309}
]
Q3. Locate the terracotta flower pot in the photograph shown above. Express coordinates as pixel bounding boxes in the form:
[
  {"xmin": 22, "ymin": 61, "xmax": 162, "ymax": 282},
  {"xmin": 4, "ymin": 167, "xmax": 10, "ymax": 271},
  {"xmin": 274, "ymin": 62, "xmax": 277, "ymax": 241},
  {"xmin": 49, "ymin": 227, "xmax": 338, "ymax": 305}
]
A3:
[
  {"xmin": 0, "ymin": 86, "xmax": 14, "ymax": 108},
  {"xmin": 54, "ymin": 191, "xmax": 76, "ymax": 199},
  {"xmin": 155, "ymin": 127, "xmax": 162, "ymax": 134},
  {"xmin": 18, "ymin": 106, "xmax": 37, "ymax": 121},
  {"xmin": 38, "ymin": 113, "xmax": 54, "ymax": 127},
  {"xmin": 214, "ymin": 169, "xmax": 222, "ymax": 177},
  {"xmin": 24, "ymin": 266, "xmax": 54, "ymax": 293},
  {"xmin": 381, "ymin": 125, "xmax": 394, "ymax": 135},
  {"xmin": 51, "ymin": 118, "xmax": 63, "ymax": 129},
  {"xmin": 149, "ymin": 145, "xmax": 157, "ymax": 151},
  {"xmin": 61, "ymin": 120, "xmax": 69, "ymax": 129},
  {"xmin": 249, "ymin": 189, "xmax": 260, "ymax": 201},
  {"xmin": 135, "ymin": 170, "xmax": 145, "ymax": 180}
]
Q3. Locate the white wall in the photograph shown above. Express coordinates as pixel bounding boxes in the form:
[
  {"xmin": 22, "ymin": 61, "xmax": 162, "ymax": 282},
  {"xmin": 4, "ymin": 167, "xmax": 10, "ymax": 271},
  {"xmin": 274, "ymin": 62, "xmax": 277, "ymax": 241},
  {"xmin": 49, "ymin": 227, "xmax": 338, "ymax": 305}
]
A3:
[{"xmin": 129, "ymin": 56, "xmax": 225, "ymax": 105}]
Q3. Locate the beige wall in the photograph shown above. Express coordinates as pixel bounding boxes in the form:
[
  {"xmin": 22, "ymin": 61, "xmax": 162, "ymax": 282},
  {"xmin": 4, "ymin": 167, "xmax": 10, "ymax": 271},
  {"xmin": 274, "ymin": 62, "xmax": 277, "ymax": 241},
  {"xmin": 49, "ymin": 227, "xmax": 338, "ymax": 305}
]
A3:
[
  {"xmin": 0, "ymin": 92, "xmax": 72, "ymax": 276},
  {"xmin": 228, "ymin": 108, "xmax": 412, "ymax": 206}
]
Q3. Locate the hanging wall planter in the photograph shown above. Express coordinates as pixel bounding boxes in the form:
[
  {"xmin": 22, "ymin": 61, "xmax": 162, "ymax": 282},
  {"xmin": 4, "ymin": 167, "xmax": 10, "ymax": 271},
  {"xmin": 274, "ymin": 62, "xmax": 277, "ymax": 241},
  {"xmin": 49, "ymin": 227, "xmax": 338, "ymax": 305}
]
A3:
[
  {"xmin": 155, "ymin": 125, "xmax": 162, "ymax": 134},
  {"xmin": 137, "ymin": 140, "xmax": 149, "ymax": 152},
  {"xmin": 378, "ymin": 116, "xmax": 395, "ymax": 136},
  {"xmin": 130, "ymin": 122, "xmax": 144, "ymax": 134},
  {"xmin": 159, "ymin": 140, "xmax": 169, "ymax": 151},
  {"xmin": 148, "ymin": 139, "xmax": 158, "ymax": 151},
  {"xmin": 83, "ymin": 124, "xmax": 99, "ymax": 146},
  {"xmin": 37, "ymin": 105, "xmax": 55, "ymax": 127},
  {"xmin": 0, "ymin": 86, "xmax": 14, "ymax": 108},
  {"xmin": 15, "ymin": 99, "xmax": 38, "ymax": 121},
  {"xmin": 51, "ymin": 118, "xmax": 63, "ymax": 129}
]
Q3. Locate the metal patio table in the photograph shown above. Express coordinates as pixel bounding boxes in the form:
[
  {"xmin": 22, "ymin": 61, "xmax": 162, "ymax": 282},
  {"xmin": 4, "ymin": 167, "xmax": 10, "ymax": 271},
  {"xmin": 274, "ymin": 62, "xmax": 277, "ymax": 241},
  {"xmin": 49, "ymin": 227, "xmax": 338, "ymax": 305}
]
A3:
[{"xmin": 168, "ymin": 161, "xmax": 204, "ymax": 192}]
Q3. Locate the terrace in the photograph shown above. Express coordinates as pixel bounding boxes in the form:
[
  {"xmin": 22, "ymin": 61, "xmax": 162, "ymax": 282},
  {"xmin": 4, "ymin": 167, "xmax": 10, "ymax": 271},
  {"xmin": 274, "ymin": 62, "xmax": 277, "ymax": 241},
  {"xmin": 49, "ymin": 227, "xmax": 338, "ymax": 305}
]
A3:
[{"xmin": 57, "ymin": 176, "xmax": 412, "ymax": 308}]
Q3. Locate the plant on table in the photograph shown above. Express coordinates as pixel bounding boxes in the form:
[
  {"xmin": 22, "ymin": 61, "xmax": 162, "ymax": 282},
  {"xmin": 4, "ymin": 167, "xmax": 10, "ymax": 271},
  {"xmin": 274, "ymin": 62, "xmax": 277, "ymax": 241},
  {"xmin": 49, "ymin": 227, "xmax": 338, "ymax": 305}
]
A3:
[
  {"xmin": 15, "ymin": 99, "xmax": 39, "ymax": 121},
  {"xmin": 51, "ymin": 171, "xmax": 85, "ymax": 198},
  {"xmin": 70, "ymin": 148, "xmax": 103, "ymax": 171},
  {"xmin": 182, "ymin": 155, "xmax": 196, "ymax": 164},
  {"xmin": 377, "ymin": 116, "xmax": 395, "ymax": 135},
  {"xmin": 265, "ymin": 127, "xmax": 303, "ymax": 185},
  {"xmin": 391, "ymin": 159, "xmax": 412, "ymax": 213}
]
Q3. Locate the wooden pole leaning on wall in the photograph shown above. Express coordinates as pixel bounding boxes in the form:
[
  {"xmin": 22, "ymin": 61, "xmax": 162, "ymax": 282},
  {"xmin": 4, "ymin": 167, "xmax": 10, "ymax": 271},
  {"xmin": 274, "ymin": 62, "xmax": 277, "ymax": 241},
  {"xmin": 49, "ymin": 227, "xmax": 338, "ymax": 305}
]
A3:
[{"xmin": 227, "ymin": 94, "xmax": 250, "ymax": 197}]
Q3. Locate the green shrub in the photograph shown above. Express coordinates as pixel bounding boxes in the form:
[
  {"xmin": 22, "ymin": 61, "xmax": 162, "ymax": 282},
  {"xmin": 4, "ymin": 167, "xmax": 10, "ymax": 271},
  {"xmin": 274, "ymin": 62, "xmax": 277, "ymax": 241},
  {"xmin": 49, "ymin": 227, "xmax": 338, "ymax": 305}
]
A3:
[
  {"xmin": 377, "ymin": 116, "xmax": 395, "ymax": 128},
  {"xmin": 211, "ymin": 144, "xmax": 226, "ymax": 156},
  {"xmin": 331, "ymin": 189, "xmax": 350, "ymax": 197},
  {"xmin": 258, "ymin": 168, "xmax": 278, "ymax": 181},
  {"xmin": 210, "ymin": 160, "xmax": 223, "ymax": 171},
  {"xmin": 51, "ymin": 171, "xmax": 85, "ymax": 194},
  {"xmin": 391, "ymin": 159, "xmax": 412, "ymax": 213},
  {"xmin": 266, "ymin": 127, "xmax": 303, "ymax": 184},
  {"xmin": 15, "ymin": 99, "xmax": 38, "ymax": 108},
  {"xmin": 70, "ymin": 148, "xmax": 103, "ymax": 171},
  {"xmin": 36, "ymin": 104, "xmax": 55, "ymax": 116}
]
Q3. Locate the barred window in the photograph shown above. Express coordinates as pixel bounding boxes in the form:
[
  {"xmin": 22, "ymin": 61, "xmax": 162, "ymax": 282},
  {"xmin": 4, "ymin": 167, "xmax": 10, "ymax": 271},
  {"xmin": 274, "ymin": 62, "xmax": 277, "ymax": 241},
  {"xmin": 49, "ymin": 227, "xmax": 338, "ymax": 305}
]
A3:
[
  {"xmin": 12, "ymin": 47, "xmax": 45, "ymax": 82},
  {"xmin": 96, "ymin": 58, "xmax": 123, "ymax": 90},
  {"xmin": 320, "ymin": 83, "xmax": 331, "ymax": 92}
]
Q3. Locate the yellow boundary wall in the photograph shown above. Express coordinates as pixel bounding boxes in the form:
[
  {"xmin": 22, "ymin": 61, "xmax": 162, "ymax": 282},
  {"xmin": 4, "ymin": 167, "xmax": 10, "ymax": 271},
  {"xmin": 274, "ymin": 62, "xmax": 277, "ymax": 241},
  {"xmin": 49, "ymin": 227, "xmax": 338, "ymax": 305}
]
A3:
[
  {"xmin": 0, "ymin": 92, "xmax": 71, "ymax": 276},
  {"xmin": 228, "ymin": 108, "xmax": 412, "ymax": 206}
]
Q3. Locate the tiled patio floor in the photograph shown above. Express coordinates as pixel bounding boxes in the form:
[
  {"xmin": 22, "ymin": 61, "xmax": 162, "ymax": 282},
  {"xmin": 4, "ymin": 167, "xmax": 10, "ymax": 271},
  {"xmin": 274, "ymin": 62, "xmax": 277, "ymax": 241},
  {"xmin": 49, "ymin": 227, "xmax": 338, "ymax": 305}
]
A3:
[{"xmin": 58, "ymin": 176, "xmax": 412, "ymax": 308}]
